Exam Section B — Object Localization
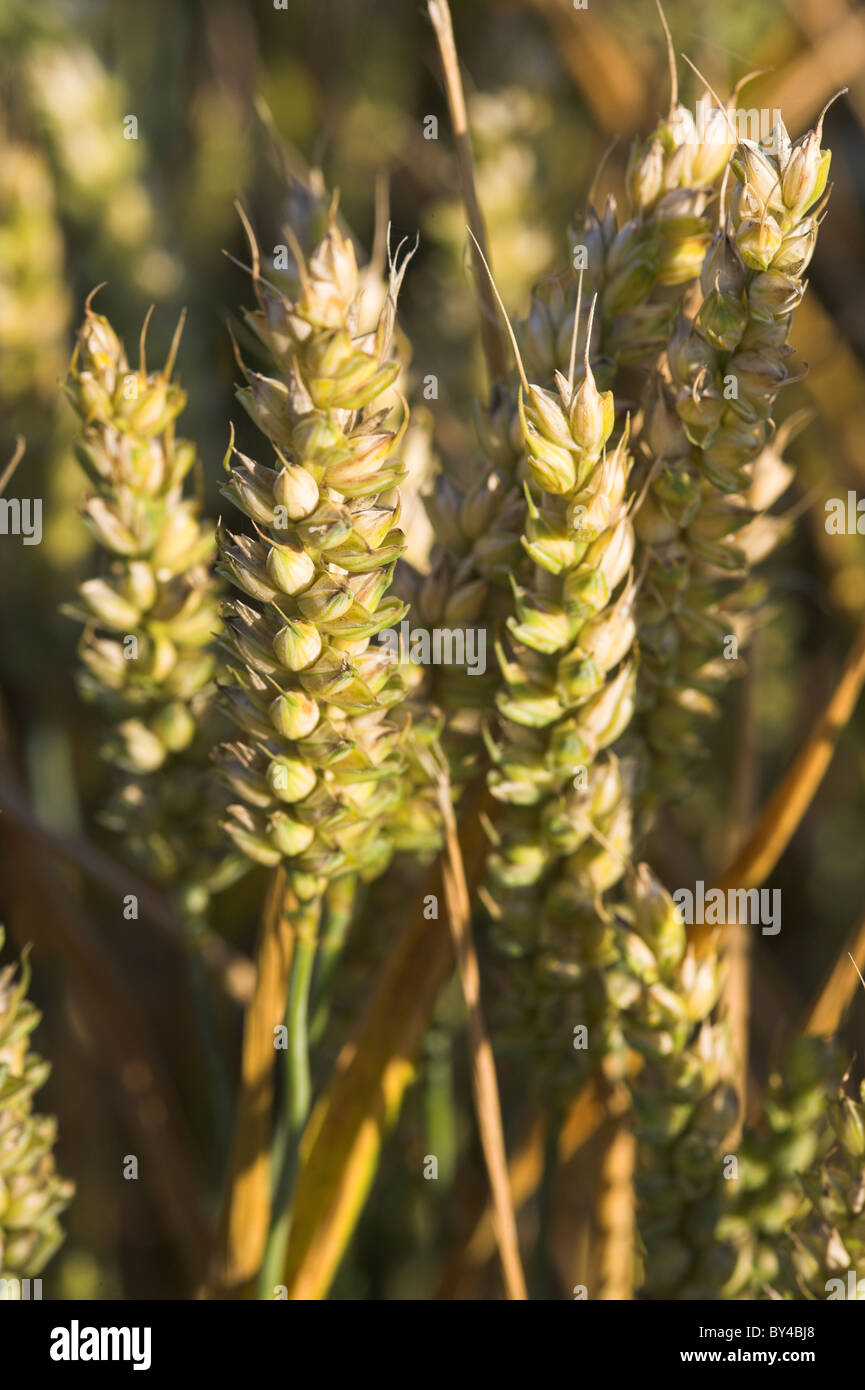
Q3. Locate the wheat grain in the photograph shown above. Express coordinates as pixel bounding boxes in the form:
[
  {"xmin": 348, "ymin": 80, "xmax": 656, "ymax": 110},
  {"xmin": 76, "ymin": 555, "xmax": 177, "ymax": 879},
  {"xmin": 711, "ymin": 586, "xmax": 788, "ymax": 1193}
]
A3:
[
  {"xmin": 217, "ymin": 208, "xmax": 419, "ymax": 896},
  {"xmin": 0, "ymin": 926, "xmax": 73, "ymax": 1284},
  {"xmin": 634, "ymin": 107, "xmax": 834, "ymax": 808},
  {"xmin": 783, "ymin": 1069, "xmax": 865, "ymax": 1298},
  {"xmin": 64, "ymin": 302, "xmax": 243, "ymax": 914},
  {"xmin": 718, "ymin": 1035, "xmax": 842, "ymax": 1295}
]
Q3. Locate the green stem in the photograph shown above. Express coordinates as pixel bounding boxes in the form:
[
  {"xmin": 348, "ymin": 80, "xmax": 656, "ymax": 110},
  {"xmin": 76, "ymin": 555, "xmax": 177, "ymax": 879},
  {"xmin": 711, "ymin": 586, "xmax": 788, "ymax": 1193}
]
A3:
[
  {"xmin": 424, "ymin": 1024, "xmax": 457, "ymax": 1191},
  {"xmin": 309, "ymin": 874, "xmax": 358, "ymax": 1045},
  {"xmin": 257, "ymin": 898, "xmax": 319, "ymax": 1297}
]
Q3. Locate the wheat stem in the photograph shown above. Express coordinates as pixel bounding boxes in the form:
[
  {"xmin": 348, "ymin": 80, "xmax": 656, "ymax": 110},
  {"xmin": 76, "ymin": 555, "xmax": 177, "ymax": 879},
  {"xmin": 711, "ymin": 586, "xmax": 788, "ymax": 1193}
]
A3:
[
  {"xmin": 207, "ymin": 867, "xmax": 296, "ymax": 1295},
  {"xmin": 594, "ymin": 1106, "xmax": 636, "ymax": 1300},
  {"xmin": 427, "ymin": 0, "xmax": 509, "ymax": 389},
  {"xmin": 427, "ymin": 752, "xmax": 528, "ymax": 1300},
  {"xmin": 803, "ymin": 902, "xmax": 865, "ymax": 1036},
  {"xmin": 258, "ymin": 905, "xmax": 318, "ymax": 1297},
  {"xmin": 0, "ymin": 436, "xmax": 25, "ymax": 497},
  {"xmin": 720, "ymin": 655, "xmax": 759, "ymax": 1143},
  {"xmin": 310, "ymin": 874, "xmax": 358, "ymax": 1044},
  {"xmin": 706, "ymin": 614, "xmax": 865, "ymax": 949},
  {"xmin": 279, "ymin": 782, "xmax": 492, "ymax": 1299}
]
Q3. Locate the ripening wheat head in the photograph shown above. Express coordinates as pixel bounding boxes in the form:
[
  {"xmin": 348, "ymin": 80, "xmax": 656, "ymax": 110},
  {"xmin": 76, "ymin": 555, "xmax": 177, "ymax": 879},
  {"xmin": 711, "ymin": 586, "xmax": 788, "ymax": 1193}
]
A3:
[
  {"xmin": 217, "ymin": 210, "xmax": 424, "ymax": 900},
  {"xmin": 0, "ymin": 927, "xmax": 73, "ymax": 1283},
  {"xmin": 64, "ymin": 303, "xmax": 243, "ymax": 912}
]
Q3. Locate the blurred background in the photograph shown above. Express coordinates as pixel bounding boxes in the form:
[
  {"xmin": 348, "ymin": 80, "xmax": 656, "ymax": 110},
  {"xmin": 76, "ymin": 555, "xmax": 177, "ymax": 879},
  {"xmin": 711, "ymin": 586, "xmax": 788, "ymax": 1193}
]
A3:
[{"xmin": 1, "ymin": 0, "xmax": 864, "ymax": 1299}]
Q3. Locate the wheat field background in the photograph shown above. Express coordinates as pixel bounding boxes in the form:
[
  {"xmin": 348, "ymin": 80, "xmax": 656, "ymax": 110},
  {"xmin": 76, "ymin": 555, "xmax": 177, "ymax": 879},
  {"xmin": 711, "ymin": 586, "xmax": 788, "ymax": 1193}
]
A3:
[{"xmin": 2, "ymin": 0, "xmax": 865, "ymax": 1303}]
